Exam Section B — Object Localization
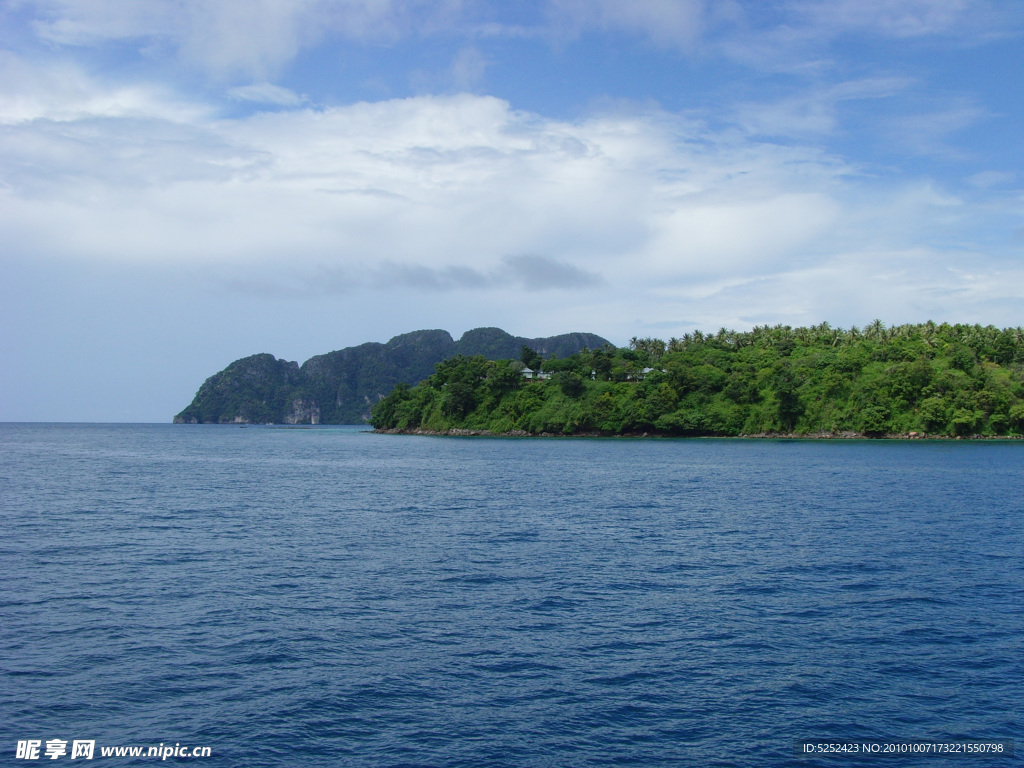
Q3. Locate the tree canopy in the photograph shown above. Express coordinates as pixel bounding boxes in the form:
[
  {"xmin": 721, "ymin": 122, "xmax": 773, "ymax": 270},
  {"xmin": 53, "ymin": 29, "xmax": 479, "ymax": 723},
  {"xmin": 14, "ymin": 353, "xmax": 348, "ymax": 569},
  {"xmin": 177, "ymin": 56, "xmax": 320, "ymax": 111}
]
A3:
[
  {"xmin": 174, "ymin": 327, "xmax": 609, "ymax": 424},
  {"xmin": 370, "ymin": 322, "xmax": 1024, "ymax": 438}
]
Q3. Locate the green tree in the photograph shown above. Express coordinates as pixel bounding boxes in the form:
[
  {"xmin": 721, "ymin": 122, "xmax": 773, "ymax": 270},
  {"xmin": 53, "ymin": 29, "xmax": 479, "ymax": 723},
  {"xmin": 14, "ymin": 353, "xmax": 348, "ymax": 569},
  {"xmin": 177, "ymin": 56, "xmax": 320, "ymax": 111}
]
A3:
[
  {"xmin": 771, "ymin": 363, "xmax": 803, "ymax": 431},
  {"xmin": 520, "ymin": 346, "xmax": 542, "ymax": 371},
  {"xmin": 554, "ymin": 371, "xmax": 585, "ymax": 398}
]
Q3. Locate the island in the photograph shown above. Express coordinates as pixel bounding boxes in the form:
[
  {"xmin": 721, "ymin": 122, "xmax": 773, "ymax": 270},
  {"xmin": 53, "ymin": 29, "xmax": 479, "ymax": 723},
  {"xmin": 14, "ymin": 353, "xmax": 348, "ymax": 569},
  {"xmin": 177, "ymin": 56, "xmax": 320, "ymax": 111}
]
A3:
[
  {"xmin": 369, "ymin": 322, "xmax": 1024, "ymax": 438},
  {"xmin": 174, "ymin": 327, "xmax": 610, "ymax": 424}
]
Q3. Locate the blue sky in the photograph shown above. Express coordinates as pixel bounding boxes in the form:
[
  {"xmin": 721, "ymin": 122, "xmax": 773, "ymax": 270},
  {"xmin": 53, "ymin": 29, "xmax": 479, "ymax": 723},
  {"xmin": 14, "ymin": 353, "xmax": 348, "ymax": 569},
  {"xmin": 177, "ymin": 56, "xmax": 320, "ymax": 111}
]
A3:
[{"xmin": 2, "ymin": 0, "xmax": 1023, "ymax": 421}]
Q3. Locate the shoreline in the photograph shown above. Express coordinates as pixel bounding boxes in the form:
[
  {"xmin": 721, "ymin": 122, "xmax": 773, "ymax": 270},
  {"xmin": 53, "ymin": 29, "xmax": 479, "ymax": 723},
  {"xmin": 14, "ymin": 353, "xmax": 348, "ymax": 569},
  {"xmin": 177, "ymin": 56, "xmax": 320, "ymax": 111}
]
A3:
[{"xmin": 373, "ymin": 428, "xmax": 1024, "ymax": 440}]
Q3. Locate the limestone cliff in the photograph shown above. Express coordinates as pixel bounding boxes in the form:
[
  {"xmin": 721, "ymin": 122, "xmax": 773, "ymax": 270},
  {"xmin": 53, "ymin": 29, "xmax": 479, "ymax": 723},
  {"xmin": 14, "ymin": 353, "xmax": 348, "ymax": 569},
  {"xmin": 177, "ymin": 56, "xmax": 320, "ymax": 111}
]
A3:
[{"xmin": 174, "ymin": 327, "xmax": 611, "ymax": 424}]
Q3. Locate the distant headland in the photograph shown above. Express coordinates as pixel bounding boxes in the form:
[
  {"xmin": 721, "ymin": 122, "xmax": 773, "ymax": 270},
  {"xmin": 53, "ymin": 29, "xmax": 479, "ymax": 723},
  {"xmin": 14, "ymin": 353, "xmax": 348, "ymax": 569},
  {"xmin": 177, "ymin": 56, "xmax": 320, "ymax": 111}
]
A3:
[
  {"xmin": 174, "ymin": 327, "xmax": 610, "ymax": 425},
  {"xmin": 368, "ymin": 322, "xmax": 1024, "ymax": 439}
]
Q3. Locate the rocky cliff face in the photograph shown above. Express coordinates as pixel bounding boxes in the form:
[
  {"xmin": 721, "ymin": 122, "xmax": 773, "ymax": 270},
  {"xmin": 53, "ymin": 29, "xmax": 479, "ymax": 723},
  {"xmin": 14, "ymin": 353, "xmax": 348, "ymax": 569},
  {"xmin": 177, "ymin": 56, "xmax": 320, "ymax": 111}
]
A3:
[
  {"xmin": 174, "ymin": 327, "xmax": 611, "ymax": 424},
  {"xmin": 285, "ymin": 398, "xmax": 321, "ymax": 425},
  {"xmin": 173, "ymin": 354, "xmax": 303, "ymax": 424}
]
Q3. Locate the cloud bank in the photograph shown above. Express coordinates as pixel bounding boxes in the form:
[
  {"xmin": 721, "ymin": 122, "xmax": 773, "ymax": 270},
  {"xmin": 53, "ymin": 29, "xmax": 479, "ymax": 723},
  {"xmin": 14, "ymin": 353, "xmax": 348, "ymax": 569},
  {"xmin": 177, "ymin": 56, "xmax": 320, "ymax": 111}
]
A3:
[
  {"xmin": 4, "ymin": 67, "xmax": 1021, "ymax": 336},
  {"xmin": 12, "ymin": 0, "xmax": 1020, "ymax": 81}
]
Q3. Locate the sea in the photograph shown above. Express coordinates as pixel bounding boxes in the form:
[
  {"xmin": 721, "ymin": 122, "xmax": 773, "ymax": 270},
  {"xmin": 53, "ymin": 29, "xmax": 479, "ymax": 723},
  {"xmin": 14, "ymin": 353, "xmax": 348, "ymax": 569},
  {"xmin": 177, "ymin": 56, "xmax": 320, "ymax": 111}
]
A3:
[{"xmin": 1, "ymin": 424, "xmax": 1020, "ymax": 767}]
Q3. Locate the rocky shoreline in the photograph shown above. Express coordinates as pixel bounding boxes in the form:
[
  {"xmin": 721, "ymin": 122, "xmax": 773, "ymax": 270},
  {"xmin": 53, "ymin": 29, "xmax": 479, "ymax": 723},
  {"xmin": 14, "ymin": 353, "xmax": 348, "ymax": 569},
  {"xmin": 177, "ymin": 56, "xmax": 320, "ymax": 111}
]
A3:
[{"xmin": 373, "ymin": 428, "xmax": 1024, "ymax": 440}]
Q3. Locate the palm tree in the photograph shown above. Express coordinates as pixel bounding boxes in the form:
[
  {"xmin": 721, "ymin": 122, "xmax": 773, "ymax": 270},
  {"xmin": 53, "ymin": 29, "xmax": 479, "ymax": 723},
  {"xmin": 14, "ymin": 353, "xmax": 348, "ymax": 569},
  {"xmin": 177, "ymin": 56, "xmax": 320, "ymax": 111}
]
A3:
[{"xmin": 865, "ymin": 319, "xmax": 885, "ymax": 340}]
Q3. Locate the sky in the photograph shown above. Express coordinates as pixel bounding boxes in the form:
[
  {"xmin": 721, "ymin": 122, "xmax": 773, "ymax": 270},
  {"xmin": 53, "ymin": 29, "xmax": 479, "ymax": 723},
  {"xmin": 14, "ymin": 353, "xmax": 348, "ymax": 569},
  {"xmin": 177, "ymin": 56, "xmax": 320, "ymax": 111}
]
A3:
[{"xmin": 2, "ymin": 0, "xmax": 1024, "ymax": 421}]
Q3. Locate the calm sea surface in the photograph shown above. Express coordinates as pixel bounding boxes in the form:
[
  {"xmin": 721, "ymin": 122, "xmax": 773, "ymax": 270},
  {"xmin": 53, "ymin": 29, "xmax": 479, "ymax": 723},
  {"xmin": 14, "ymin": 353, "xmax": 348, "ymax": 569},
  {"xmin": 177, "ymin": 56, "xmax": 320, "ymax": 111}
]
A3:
[{"xmin": 1, "ymin": 424, "xmax": 1021, "ymax": 767}]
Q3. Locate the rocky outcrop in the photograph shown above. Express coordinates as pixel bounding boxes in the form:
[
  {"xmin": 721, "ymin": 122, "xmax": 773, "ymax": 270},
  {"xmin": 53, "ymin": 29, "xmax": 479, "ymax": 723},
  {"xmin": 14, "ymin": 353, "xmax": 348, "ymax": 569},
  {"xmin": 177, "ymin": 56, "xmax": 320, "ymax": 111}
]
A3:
[
  {"xmin": 285, "ymin": 399, "xmax": 321, "ymax": 425},
  {"xmin": 175, "ymin": 327, "xmax": 611, "ymax": 424},
  {"xmin": 173, "ymin": 354, "xmax": 303, "ymax": 425}
]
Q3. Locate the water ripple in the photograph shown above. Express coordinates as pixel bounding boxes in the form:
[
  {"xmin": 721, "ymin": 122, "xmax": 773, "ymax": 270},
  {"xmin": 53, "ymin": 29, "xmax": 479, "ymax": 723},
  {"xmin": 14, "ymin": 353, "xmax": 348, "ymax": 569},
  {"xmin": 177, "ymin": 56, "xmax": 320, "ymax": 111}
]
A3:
[{"xmin": 2, "ymin": 425, "xmax": 1021, "ymax": 767}]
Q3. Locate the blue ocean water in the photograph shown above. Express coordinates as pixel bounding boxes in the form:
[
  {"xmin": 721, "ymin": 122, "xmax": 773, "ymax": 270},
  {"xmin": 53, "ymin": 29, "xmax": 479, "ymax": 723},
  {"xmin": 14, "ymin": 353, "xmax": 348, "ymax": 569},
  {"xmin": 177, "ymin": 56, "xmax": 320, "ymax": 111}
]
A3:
[{"xmin": 1, "ymin": 424, "xmax": 1020, "ymax": 767}]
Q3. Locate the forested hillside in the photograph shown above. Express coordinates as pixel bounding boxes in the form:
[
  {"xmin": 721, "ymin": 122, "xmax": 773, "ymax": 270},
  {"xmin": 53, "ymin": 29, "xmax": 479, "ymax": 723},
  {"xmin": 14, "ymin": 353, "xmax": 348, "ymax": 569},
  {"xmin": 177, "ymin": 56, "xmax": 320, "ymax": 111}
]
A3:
[
  {"xmin": 370, "ymin": 322, "xmax": 1024, "ymax": 438},
  {"xmin": 174, "ymin": 327, "xmax": 609, "ymax": 424}
]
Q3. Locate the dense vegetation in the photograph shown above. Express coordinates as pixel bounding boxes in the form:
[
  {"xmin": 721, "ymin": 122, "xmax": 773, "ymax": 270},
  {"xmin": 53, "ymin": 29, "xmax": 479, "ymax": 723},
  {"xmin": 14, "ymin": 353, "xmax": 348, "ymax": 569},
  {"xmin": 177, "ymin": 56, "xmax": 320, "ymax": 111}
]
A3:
[
  {"xmin": 174, "ymin": 327, "xmax": 609, "ymax": 424},
  {"xmin": 370, "ymin": 322, "xmax": 1024, "ymax": 438},
  {"xmin": 175, "ymin": 353, "xmax": 304, "ymax": 425}
]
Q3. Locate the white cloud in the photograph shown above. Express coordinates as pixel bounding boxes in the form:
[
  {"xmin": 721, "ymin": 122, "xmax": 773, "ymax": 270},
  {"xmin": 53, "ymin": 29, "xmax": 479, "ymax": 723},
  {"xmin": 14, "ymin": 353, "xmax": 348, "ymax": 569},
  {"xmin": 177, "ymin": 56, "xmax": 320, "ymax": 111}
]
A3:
[
  {"xmin": 1, "ymin": 80, "xmax": 854, "ymax": 280},
  {"xmin": 884, "ymin": 103, "xmax": 989, "ymax": 158},
  {"xmin": 790, "ymin": 0, "xmax": 981, "ymax": 39},
  {"xmin": 643, "ymin": 192, "xmax": 842, "ymax": 278},
  {"xmin": 634, "ymin": 244, "xmax": 1024, "ymax": 337},
  {"xmin": 450, "ymin": 46, "xmax": 488, "ymax": 91},
  {"xmin": 228, "ymin": 82, "xmax": 308, "ymax": 106},
  {"xmin": 14, "ymin": 0, "xmax": 1022, "ymax": 86},
  {"xmin": 21, "ymin": 0, "xmax": 442, "ymax": 78},
  {"xmin": 967, "ymin": 170, "xmax": 1014, "ymax": 188},
  {"xmin": 718, "ymin": 0, "xmax": 1021, "ymax": 72},
  {"xmin": 26, "ymin": 0, "xmax": 178, "ymax": 45},
  {"xmin": 2, "ymin": 57, "xmax": 1022, "ymax": 342},
  {"xmin": 0, "ymin": 52, "xmax": 209, "ymax": 124},
  {"xmin": 733, "ymin": 77, "xmax": 913, "ymax": 138}
]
